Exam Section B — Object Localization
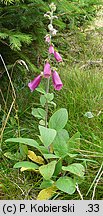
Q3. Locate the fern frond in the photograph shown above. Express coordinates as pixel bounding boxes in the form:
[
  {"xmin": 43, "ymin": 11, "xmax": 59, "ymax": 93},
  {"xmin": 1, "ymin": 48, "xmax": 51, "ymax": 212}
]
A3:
[{"xmin": 0, "ymin": 30, "xmax": 33, "ymax": 50}]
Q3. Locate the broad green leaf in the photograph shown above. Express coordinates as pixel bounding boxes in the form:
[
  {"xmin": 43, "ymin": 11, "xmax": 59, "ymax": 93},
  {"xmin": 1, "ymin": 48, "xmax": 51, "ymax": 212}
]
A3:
[
  {"xmin": 68, "ymin": 132, "xmax": 80, "ymax": 153},
  {"xmin": 32, "ymin": 108, "xmax": 46, "ymax": 120},
  {"xmin": 38, "ymin": 146, "xmax": 49, "ymax": 154},
  {"xmin": 53, "ymin": 130, "xmax": 68, "ymax": 158},
  {"xmin": 39, "ymin": 161, "xmax": 57, "ymax": 180},
  {"xmin": 45, "ymin": 93, "xmax": 54, "ymax": 102},
  {"xmin": 39, "ymin": 126, "xmax": 57, "ymax": 147},
  {"xmin": 31, "ymin": 108, "xmax": 42, "ymax": 119},
  {"xmin": 43, "ymin": 154, "xmax": 60, "ymax": 159},
  {"xmin": 40, "ymin": 179, "xmax": 54, "ymax": 189},
  {"xmin": 14, "ymin": 161, "xmax": 39, "ymax": 170},
  {"xmin": 37, "ymin": 186, "xmax": 57, "ymax": 200},
  {"xmin": 59, "ymin": 129, "xmax": 69, "ymax": 142},
  {"xmin": 62, "ymin": 163, "xmax": 85, "ymax": 177},
  {"xmin": 53, "ymin": 159, "xmax": 62, "ymax": 177},
  {"xmin": 36, "ymin": 87, "xmax": 46, "ymax": 94},
  {"xmin": 40, "ymin": 95, "xmax": 46, "ymax": 107},
  {"xmin": 28, "ymin": 150, "xmax": 45, "ymax": 164},
  {"xmin": 19, "ymin": 144, "xmax": 28, "ymax": 157},
  {"xmin": 56, "ymin": 177, "xmax": 76, "ymax": 194},
  {"xmin": 49, "ymin": 108, "xmax": 68, "ymax": 131},
  {"xmin": 5, "ymin": 138, "xmax": 39, "ymax": 149},
  {"xmin": 38, "ymin": 108, "xmax": 46, "ymax": 119},
  {"xmin": 4, "ymin": 152, "xmax": 19, "ymax": 161}
]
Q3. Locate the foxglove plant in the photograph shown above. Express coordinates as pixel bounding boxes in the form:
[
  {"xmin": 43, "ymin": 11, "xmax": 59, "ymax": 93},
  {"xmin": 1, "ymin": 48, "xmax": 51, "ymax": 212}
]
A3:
[
  {"xmin": 6, "ymin": 3, "xmax": 85, "ymax": 200},
  {"xmin": 28, "ymin": 2, "xmax": 63, "ymax": 127}
]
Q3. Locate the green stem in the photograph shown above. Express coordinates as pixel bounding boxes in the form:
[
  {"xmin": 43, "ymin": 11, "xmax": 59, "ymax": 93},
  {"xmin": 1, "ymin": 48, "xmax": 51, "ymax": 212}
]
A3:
[
  {"xmin": 44, "ymin": 9, "xmax": 53, "ymax": 128},
  {"xmin": 45, "ymin": 77, "xmax": 50, "ymax": 128},
  {"xmin": 44, "ymin": 9, "xmax": 54, "ymax": 152}
]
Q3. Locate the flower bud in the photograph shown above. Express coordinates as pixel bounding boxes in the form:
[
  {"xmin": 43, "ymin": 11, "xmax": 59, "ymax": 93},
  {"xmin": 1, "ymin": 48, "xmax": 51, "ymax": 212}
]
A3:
[
  {"xmin": 45, "ymin": 34, "xmax": 50, "ymax": 43},
  {"xmin": 48, "ymin": 24, "xmax": 53, "ymax": 31},
  {"xmin": 49, "ymin": 45, "xmax": 54, "ymax": 54},
  {"xmin": 51, "ymin": 28, "xmax": 58, "ymax": 36},
  {"xmin": 49, "ymin": 3, "xmax": 56, "ymax": 12}
]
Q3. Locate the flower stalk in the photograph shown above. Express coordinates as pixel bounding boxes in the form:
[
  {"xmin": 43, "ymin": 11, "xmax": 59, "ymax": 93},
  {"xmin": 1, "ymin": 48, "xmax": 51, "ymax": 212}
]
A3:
[
  {"xmin": 28, "ymin": 3, "xmax": 63, "ymax": 147},
  {"xmin": 44, "ymin": 3, "xmax": 57, "ymax": 129}
]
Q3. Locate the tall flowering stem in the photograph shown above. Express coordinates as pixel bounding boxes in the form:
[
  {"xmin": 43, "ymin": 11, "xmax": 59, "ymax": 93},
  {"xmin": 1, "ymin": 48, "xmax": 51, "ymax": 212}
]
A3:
[
  {"xmin": 44, "ymin": 3, "xmax": 57, "ymax": 128},
  {"xmin": 28, "ymin": 3, "xmax": 63, "ymax": 149}
]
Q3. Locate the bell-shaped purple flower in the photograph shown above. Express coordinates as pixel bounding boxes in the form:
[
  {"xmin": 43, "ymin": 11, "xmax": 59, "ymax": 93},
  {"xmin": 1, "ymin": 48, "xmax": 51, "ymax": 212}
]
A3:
[
  {"xmin": 49, "ymin": 45, "xmax": 54, "ymax": 54},
  {"xmin": 54, "ymin": 51, "xmax": 62, "ymax": 62},
  {"xmin": 28, "ymin": 75, "xmax": 41, "ymax": 91},
  {"xmin": 52, "ymin": 71, "xmax": 63, "ymax": 91},
  {"xmin": 44, "ymin": 62, "xmax": 51, "ymax": 78}
]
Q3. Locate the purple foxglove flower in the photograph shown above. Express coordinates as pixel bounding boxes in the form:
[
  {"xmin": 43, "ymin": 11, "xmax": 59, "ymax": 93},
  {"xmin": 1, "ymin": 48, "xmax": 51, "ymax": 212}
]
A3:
[
  {"xmin": 52, "ymin": 71, "xmax": 63, "ymax": 91},
  {"xmin": 44, "ymin": 62, "xmax": 51, "ymax": 78},
  {"xmin": 54, "ymin": 51, "xmax": 62, "ymax": 62},
  {"xmin": 49, "ymin": 45, "xmax": 54, "ymax": 54},
  {"xmin": 28, "ymin": 75, "xmax": 41, "ymax": 91}
]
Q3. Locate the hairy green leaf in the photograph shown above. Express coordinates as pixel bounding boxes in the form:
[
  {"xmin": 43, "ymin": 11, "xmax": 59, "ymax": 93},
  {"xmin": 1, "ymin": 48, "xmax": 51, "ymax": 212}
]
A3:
[
  {"xmin": 39, "ymin": 161, "xmax": 57, "ymax": 180},
  {"xmin": 56, "ymin": 177, "xmax": 76, "ymax": 194},
  {"xmin": 49, "ymin": 108, "xmax": 68, "ymax": 131}
]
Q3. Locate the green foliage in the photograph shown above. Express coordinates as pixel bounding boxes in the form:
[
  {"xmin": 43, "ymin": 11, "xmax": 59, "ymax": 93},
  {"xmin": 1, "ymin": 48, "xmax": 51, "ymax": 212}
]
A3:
[
  {"xmin": 39, "ymin": 125, "xmax": 57, "ymax": 147},
  {"xmin": 5, "ymin": 108, "xmax": 85, "ymax": 198},
  {"xmin": 0, "ymin": 0, "xmax": 48, "ymax": 73},
  {"xmin": 13, "ymin": 161, "xmax": 39, "ymax": 170},
  {"xmin": 56, "ymin": 177, "xmax": 76, "ymax": 195},
  {"xmin": 1, "ymin": 0, "xmax": 21, "ymax": 4},
  {"xmin": 62, "ymin": 163, "xmax": 85, "ymax": 177},
  {"xmin": 0, "ymin": 0, "xmax": 102, "ymax": 73},
  {"xmin": 49, "ymin": 108, "xmax": 68, "ymax": 131},
  {"xmin": 32, "ymin": 108, "xmax": 46, "ymax": 120},
  {"xmin": 53, "ymin": 129, "xmax": 69, "ymax": 158},
  {"xmin": 5, "ymin": 137, "xmax": 40, "ymax": 148},
  {"xmin": 39, "ymin": 161, "xmax": 57, "ymax": 180}
]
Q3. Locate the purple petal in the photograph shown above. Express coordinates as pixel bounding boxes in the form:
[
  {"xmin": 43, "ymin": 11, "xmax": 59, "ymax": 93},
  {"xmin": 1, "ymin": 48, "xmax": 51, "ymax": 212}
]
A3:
[
  {"xmin": 52, "ymin": 71, "xmax": 63, "ymax": 91},
  {"xmin": 54, "ymin": 51, "xmax": 62, "ymax": 62},
  {"xmin": 49, "ymin": 45, "xmax": 54, "ymax": 54},
  {"xmin": 44, "ymin": 62, "xmax": 51, "ymax": 78},
  {"xmin": 28, "ymin": 75, "xmax": 41, "ymax": 91}
]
